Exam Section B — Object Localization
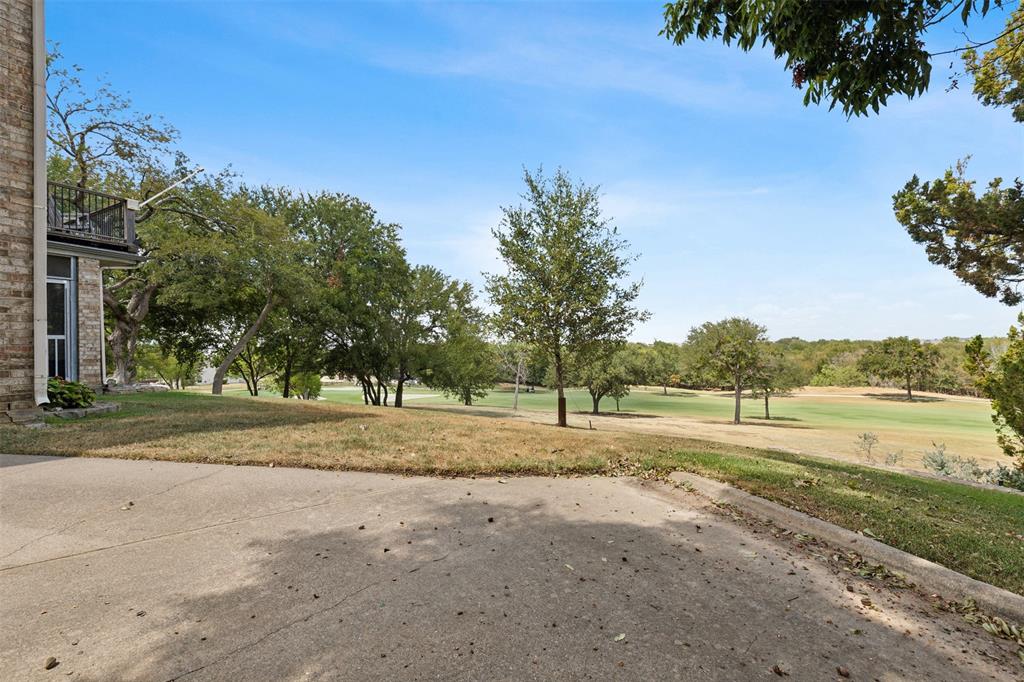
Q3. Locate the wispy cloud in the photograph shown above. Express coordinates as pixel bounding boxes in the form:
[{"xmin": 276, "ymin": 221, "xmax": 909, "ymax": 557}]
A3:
[{"xmin": 215, "ymin": 1, "xmax": 786, "ymax": 115}]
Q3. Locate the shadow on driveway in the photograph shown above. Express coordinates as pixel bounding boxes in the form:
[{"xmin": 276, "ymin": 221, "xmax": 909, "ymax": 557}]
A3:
[{"xmin": 0, "ymin": 464, "xmax": 1014, "ymax": 680}]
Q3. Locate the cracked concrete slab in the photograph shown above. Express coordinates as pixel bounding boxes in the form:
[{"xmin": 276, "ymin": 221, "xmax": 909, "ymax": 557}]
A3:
[{"xmin": 0, "ymin": 455, "xmax": 1019, "ymax": 681}]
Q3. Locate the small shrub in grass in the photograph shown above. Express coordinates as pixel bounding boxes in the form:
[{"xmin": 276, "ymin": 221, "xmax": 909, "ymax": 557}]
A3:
[
  {"xmin": 854, "ymin": 432, "xmax": 879, "ymax": 461},
  {"xmin": 922, "ymin": 442, "xmax": 1024, "ymax": 491},
  {"xmin": 884, "ymin": 450, "xmax": 904, "ymax": 466},
  {"xmin": 46, "ymin": 377, "xmax": 96, "ymax": 409},
  {"xmin": 922, "ymin": 443, "xmax": 983, "ymax": 479},
  {"xmin": 985, "ymin": 464, "xmax": 1024, "ymax": 492}
]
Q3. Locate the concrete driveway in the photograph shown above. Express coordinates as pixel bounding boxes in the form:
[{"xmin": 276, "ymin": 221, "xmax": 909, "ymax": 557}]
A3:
[{"xmin": 0, "ymin": 455, "xmax": 1017, "ymax": 681}]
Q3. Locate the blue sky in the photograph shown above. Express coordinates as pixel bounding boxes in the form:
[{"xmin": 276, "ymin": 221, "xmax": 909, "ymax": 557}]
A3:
[{"xmin": 49, "ymin": 1, "xmax": 1023, "ymax": 341}]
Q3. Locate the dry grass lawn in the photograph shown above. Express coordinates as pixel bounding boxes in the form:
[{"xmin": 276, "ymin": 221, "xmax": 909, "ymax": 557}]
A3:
[{"xmin": 2, "ymin": 392, "xmax": 678, "ymax": 475}]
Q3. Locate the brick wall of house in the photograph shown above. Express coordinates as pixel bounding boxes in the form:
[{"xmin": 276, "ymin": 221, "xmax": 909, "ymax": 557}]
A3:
[
  {"xmin": 77, "ymin": 258, "xmax": 104, "ymax": 388},
  {"xmin": 0, "ymin": 0, "xmax": 38, "ymax": 416}
]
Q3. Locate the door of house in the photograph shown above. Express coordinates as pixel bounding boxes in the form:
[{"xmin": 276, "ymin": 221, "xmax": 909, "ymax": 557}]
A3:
[{"xmin": 46, "ymin": 255, "xmax": 77, "ymax": 380}]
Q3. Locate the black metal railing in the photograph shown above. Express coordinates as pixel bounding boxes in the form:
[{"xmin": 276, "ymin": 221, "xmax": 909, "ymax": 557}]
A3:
[{"xmin": 46, "ymin": 181, "xmax": 136, "ymax": 249}]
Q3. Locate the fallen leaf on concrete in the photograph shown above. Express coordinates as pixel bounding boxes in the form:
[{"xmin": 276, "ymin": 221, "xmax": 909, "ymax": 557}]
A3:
[
  {"xmin": 613, "ymin": 633, "xmax": 626, "ymax": 642},
  {"xmin": 565, "ymin": 564, "xmax": 574, "ymax": 571},
  {"xmin": 771, "ymin": 663, "xmax": 789, "ymax": 676},
  {"xmin": 44, "ymin": 657, "xmax": 58, "ymax": 670},
  {"xmin": 836, "ymin": 666, "xmax": 850, "ymax": 678}
]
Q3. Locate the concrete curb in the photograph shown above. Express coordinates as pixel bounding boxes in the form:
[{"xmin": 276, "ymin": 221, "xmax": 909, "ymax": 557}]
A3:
[
  {"xmin": 667, "ymin": 470, "xmax": 1024, "ymax": 622},
  {"xmin": 47, "ymin": 401, "xmax": 119, "ymax": 420}
]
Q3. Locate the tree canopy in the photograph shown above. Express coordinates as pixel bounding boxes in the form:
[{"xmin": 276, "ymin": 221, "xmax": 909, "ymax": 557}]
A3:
[
  {"xmin": 660, "ymin": 0, "xmax": 1010, "ymax": 117},
  {"xmin": 687, "ymin": 317, "xmax": 767, "ymax": 424},
  {"xmin": 661, "ymin": 1, "xmax": 1023, "ymax": 309},
  {"xmin": 963, "ymin": 2, "xmax": 1024, "ymax": 122},
  {"xmin": 966, "ymin": 315, "xmax": 1024, "ymax": 469},
  {"xmin": 894, "ymin": 161, "xmax": 1024, "ymax": 305},
  {"xmin": 858, "ymin": 336, "xmax": 941, "ymax": 399}
]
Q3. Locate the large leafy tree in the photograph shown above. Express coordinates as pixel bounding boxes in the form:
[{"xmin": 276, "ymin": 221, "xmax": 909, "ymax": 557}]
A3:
[
  {"xmin": 421, "ymin": 289, "xmax": 497, "ymax": 406},
  {"xmin": 661, "ymin": 1, "xmax": 1023, "ymax": 306},
  {"xmin": 750, "ymin": 346, "xmax": 803, "ymax": 420},
  {"xmin": 894, "ymin": 162, "xmax": 1023, "ymax": 304},
  {"xmin": 858, "ymin": 336, "xmax": 941, "ymax": 399},
  {"xmin": 687, "ymin": 318, "xmax": 767, "ymax": 424},
  {"xmin": 966, "ymin": 314, "xmax": 1024, "ymax": 468},
  {"xmin": 661, "ymin": 0, "xmax": 1011, "ymax": 116},
  {"xmin": 313, "ymin": 194, "xmax": 409, "ymax": 406},
  {"xmin": 154, "ymin": 195, "xmax": 307, "ymax": 395},
  {"xmin": 486, "ymin": 168, "xmax": 648, "ymax": 427},
  {"xmin": 643, "ymin": 341, "xmax": 682, "ymax": 395},
  {"xmin": 391, "ymin": 266, "xmax": 466, "ymax": 408},
  {"xmin": 575, "ymin": 344, "xmax": 640, "ymax": 414}
]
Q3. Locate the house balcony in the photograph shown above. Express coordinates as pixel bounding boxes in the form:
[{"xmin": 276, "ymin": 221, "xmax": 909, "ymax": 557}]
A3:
[{"xmin": 46, "ymin": 181, "xmax": 139, "ymax": 255}]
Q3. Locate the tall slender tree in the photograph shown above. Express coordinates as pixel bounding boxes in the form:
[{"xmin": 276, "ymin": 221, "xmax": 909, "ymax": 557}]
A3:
[{"xmin": 486, "ymin": 168, "xmax": 648, "ymax": 427}]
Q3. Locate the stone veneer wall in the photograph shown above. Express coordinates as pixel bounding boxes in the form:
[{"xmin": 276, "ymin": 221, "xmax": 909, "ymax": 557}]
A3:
[
  {"xmin": 0, "ymin": 0, "xmax": 38, "ymax": 416},
  {"xmin": 77, "ymin": 258, "xmax": 104, "ymax": 387}
]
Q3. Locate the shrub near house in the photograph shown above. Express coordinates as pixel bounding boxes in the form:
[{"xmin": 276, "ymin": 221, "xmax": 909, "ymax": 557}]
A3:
[{"xmin": 46, "ymin": 378, "xmax": 96, "ymax": 409}]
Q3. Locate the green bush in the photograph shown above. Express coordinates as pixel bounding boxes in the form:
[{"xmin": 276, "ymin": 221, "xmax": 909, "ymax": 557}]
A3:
[
  {"xmin": 273, "ymin": 372, "xmax": 321, "ymax": 400},
  {"xmin": 810, "ymin": 362, "xmax": 866, "ymax": 387},
  {"xmin": 46, "ymin": 377, "xmax": 96, "ymax": 409}
]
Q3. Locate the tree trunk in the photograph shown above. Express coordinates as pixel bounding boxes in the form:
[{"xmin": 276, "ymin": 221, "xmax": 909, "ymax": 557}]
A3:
[
  {"xmin": 362, "ymin": 376, "xmax": 381, "ymax": 405},
  {"xmin": 591, "ymin": 392, "xmax": 600, "ymax": 415},
  {"xmin": 906, "ymin": 374, "xmax": 913, "ymax": 400},
  {"xmin": 615, "ymin": 397, "xmax": 621, "ymax": 411},
  {"xmin": 395, "ymin": 376, "xmax": 405, "ymax": 408},
  {"xmin": 555, "ymin": 352, "xmax": 567, "ymax": 427},
  {"xmin": 281, "ymin": 347, "xmax": 294, "ymax": 398},
  {"xmin": 663, "ymin": 384, "xmax": 668, "ymax": 396},
  {"xmin": 104, "ymin": 281, "xmax": 157, "ymax": 386},
  {"xmin": 733, "ymin": 374, "xmax": 742, "ymax": 424},
  {"xmin": 512, "ymin": 357, "xmax": 523, "ymax": 411},
  {"xmin": 212, "ymin": 293, "xmax": 275, "ymax": 395},
  {"xmin": 764, "ymin": 392, "xmax": 770, "ymax": 420},
  {"xmin": 240, "ymin": 372, "xmax": 254, "ymax": 396}
]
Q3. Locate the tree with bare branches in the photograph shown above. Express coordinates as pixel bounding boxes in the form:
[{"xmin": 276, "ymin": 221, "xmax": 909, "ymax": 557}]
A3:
[{"xmin": 46, "ymin": 49, "xmax": 226, "ymax": 385}]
